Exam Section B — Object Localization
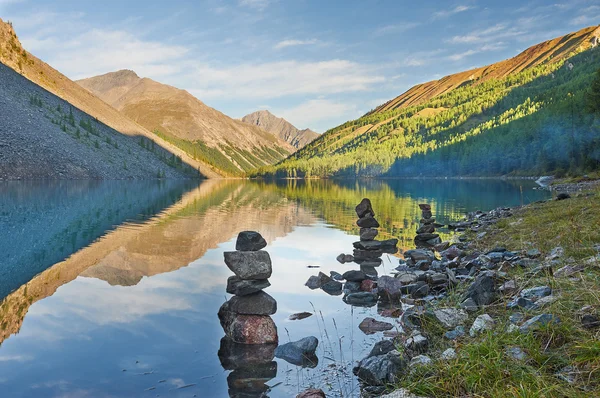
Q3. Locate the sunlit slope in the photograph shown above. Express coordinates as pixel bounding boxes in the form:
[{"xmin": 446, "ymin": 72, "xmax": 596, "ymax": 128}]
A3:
[
  {"xmin": 78, "ymin": 71, "xmax": 294, "ymax": 176},
  {"xmin": 0, "ymin": 18, "xmax": 221, "ymax": 178},
  {"xmin": 258, "ymin": 25, "xmax": 600, "ymax": 178}
]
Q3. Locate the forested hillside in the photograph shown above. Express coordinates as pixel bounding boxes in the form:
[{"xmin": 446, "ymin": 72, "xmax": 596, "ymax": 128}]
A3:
[{"xmin": 255, "ymin": 26, "xmax": 600, "ymax": 178}]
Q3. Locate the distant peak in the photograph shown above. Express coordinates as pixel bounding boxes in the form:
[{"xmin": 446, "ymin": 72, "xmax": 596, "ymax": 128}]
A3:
[{"xmin": 111, "ymin": 69, "xmax": 139, "ymax": 79}]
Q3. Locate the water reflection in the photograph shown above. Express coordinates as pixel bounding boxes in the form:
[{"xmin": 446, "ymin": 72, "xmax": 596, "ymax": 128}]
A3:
[{"xmin": 0, "ymin": 178, "xmax": 550, "ymax": 397}]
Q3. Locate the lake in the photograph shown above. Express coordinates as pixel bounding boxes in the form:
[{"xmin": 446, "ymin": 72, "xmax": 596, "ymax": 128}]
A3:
[{"xmin": 0, "ymin": 178, "xmax": 550, "ymax": 397}]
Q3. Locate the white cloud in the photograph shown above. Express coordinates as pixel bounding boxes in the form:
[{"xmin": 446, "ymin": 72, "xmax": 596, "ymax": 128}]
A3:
[
  {"xmin": 278, "ymin": 99, "xmax": 359, "ymax": 129},
  {"xmin": 433, "ymin": 5, "xmax": 473, "ymax": 19},
  {"xmin": 0, "ymin": 354, "xmax": 33, "ymax": 362},
  {"xmin": 274, "ymin": 38, "xmax": 318, "ymax": 49},
  {"xmin": 187, "ymin": 59, "xmax": 384, "ymax": 100},
  {"xmin": 447, "ymin": 49, "xmax": 478, "ymax": 61},
  {"xmin": 447, "ymin": 23, "xmax": 527, "ymax": 45}
]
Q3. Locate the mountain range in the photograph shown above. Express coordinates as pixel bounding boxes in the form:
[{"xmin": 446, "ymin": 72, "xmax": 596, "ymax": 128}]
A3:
[
  {"xmin": 241, "ymin": 110, "xmax": 319, "ymax": 149},
  {"xmin": 77, "ymin": 71, "xmax": 295, "ymax": 176},
  {"xmin": 257, "ymin": 25, "xmax": 600, "ymax": 178}
]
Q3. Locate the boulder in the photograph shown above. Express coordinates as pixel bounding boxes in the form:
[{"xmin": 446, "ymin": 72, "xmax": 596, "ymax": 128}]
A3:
[
  {"xmin": 321, "ymin": 280, "xmax": 343, "ymax": 295},
  {"xmin": 227, "ymin": 291, "xmax": 277, "ymax": 316},
  {"xmin": 378, "ymin": 275, "xmax": 404, "ymax": 302},
  {"xmin": 357, "ymin": 214, "xmax": 380, "ymax": 228},
  {"xmin": 360, "ymin": 227, "xmax": 378, "ymax": 241},
  {"xmin": 356, "ymin": 198, "xmax": 375, "ymax": 218},
  {"xmin": 520, "ymin": 285, "xmax": 551, "ymax": 299},
  {"xmin": 224, "ymin": 250, "xmax": 272, "ymax": 280},
  {"xmin": 519, "ymin": 314, "xmax": 559, "ymax": 333},
  {"xmin": 353, "ymin": 350, "xmax": 407, "ymax": 386},
  {"xmin": 218, "ymin": 302, "xmax": 278, "ymax": 345},
  {"xmin": 274, "ymin": 336, "xmax": 319, "ymax": 368},
  {"xmin": 226, "ymin": 276, "xmax": 270, "ymax": 296},
  {"xmin": 359, "ymin": 317, "xmax": 394, "ymax": 335},
  {"xmin": 433, "ymin": 308, "xmax": 468, "ymax": 329},
  {"xmin": 404, "ymin": 249, "xmax": 435, "ymax": 263},
  {"xmin": 343, "ymin": 270, "xmax": 368, "ymax": 282},
  {"xmin": 463, "ymin": 271, "xmax": 497, "ymax": 307},
  {"xmin": 469, "ymin": 314, "xmax": 495, "ymax": 336},
  {"xmin": 404, "ymin": 334, "xmax": 428, "ymax": 354},
  {"xmin": 235, "ymin": 231, "xmax": 267, "ymax": 251},
  {"xmin": 368, "ymin": 340, "xmax": 396, "ymax": 357}
]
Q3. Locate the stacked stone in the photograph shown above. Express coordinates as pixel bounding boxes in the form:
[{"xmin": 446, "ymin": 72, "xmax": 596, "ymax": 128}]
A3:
[
  {"xmin": 353, "ymin": 198, "xmax": 398, "ymax": 271},
  {"xmin": 218, "ymin": 231, "xmax": 278, "ymax": 345},
  {"xmin": 414, "ymin": 204, "xmax": 441, "ymax": 247}
]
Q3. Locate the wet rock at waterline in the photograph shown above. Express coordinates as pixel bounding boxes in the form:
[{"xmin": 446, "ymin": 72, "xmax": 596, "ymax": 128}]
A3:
[
  {"xmin": 235, "ymin": 231, "xmax": 267, "ymax": 251},
  {"xmin": 224, "ymin": 250, "xmax": 272, "ymax": 280},
  {"xmin": 226, "ymin": 276, "xmax": 270, "ymax": 296},
  {"xmin": 274, "ymin": 336, "xmax": 319, "ymax": 368},
  {"xmin": 289, "ymin": 312, "xmax": 313, "ymax": 321},
  {"xmin": 321, "ymin": 280, "xmax": 343, "ymax": 295},
  {"xmin": 227, "ymin": 291, "xmax": 277, "ymax": 316},
  {"xmin": 343, "ymin": 270, "xmax": 369, "ymax": 282},
  {"xmin": 344, "ymin": 292, "xmax": 378, "ymax": 306},
  {"xmin": 218, "ymin": 303, "xmax": 278, "ymax": 344},
  {"xmin": 358, "ymin": 317, "xmax": 394, "ymax": 334}
]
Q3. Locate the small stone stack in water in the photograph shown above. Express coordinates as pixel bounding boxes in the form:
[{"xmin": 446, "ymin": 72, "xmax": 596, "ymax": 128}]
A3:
[
  {"xmin": 353, "ymin": 198, "xmax": 398, "ymax": 271},
  {"xmin": 414, "ymin": 204, "xmax": 441, "ymax": 247},
  {"xmin": 219, "ymin": 231, "xmax": 278, "ymax": 345}
]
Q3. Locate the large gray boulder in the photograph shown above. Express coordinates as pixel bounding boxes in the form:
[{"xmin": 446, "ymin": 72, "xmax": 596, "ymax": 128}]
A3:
[
  {"xmin": 224, "ymin": 250, "xmax": 272, "ymax": 280},
  {"xmin": 227, "ymin": 291, "xmax": 277, "ymax": 315},
  {"xmin": 235, "ymin": 231, "xmax": 267, "ymax": 251}
]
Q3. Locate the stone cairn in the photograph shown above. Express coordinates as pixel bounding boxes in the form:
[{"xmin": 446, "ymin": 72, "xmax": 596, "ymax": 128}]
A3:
[
  {"xmin": 414, "ymin": 203, "xmax": 441, "ymax": 248},
  {"xmin": 218, "ymin": 231, "xmax": 278, "ymax": 397}
]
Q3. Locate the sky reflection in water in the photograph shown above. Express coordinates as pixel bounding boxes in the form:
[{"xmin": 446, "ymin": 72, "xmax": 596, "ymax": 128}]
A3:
[{"xmin": 0, "ymin": 179, "xmax": 550, "ymax": 397}]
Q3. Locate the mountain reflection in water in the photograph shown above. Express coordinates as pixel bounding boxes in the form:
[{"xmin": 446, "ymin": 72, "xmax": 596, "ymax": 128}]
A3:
[{"xmin": 0, "ymin": 178, "xmax": 550, "ymax": 397}]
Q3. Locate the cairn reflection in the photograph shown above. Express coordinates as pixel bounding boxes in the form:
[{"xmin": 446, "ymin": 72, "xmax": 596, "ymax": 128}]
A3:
[{"xmin": 218, "ymin": 231, "xmax": 278, "ymax": 397}]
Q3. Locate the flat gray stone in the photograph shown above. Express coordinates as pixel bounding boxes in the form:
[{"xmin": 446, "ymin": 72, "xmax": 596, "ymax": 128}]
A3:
[
  {"xmin": 224, "ymin": 250, "xmax": 272, "ymax": 280},
  {"xmin": 227, "ymin": 291, "xmax": 277, "ymax": 315},
  {"xmin": 226, "ymin": 276, "xmax": 270, "ymax": 296},
  {"xmin": 235, "ymin": 231, "xmax": 267, "ymax": 251}
]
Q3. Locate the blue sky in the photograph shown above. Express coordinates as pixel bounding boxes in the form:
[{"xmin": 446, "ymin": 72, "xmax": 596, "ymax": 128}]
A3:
[{"xmin": 1, "ymin": 0, "xmax": 599, "ymax": 132}]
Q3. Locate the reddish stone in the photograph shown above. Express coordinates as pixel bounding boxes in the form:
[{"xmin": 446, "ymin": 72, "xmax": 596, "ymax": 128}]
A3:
[
  {"xmin": 360, "ymin": 279, "xmax": 377, "ymax": 292},
  {"xmin": 297, "ymin": 388, "xmax": 326, "ymax": 398},
  {"xmin": 218, "ymin": 302, "xmax": 278, "ymax": 344}
]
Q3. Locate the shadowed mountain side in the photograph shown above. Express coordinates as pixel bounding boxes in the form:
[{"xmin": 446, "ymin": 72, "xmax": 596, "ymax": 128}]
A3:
[
  {"xmin": 77, "ymin": 71, "xmax": 294, "ymax": 175},
  {"xmin": 0, "ymin": 180, "xmax": 316, "ymax": 344},
  {"xmin": 0, "ymin": 18, "xmax": 220, "ymax": 178},
  {"xmin": 242, "ymin": 110, "xmax": 319, "ymax": 149}
]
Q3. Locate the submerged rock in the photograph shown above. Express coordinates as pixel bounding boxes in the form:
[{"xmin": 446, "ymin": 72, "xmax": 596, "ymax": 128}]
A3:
[
  {"xmin": 226, "ymin": 361, "xmax": 277, "ymax": 395},
  {"xmin": 235, "ymin": 231, "xmax": 267, "ymax": 251},
  {"xmin": 343, "ymin": 270, "xmax": 368, "ymax": 282},
  {"xmin": 224, "ymin": 250, "xmax": 272, "ymax": 280},
  {"xmin": 321, "ymin": 280, "xmax": 343, "ymax": 295},
  {"xmin": 344, "ymin": 292, "xmax": 378, "ymax": 306},
  {"xmin": 358, "ymin": 317, "xmax": 394, "ymax": 335},
  {"xmin": 274, "ymin": 336, "xmax": 319, "ymax": 368},
  {"xmin": 218, "ymin": 337, "xmax": 276, "ymax": 370}
]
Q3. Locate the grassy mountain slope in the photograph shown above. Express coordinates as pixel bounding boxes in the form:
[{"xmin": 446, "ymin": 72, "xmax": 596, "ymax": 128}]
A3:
[
  {"xmin": 0, "ymin": 18, "xmax": 220, "ymax": 178},
  {"xmin": 77, "ymin": 71, "xmax": 294, "ymax": 176},
  {"xmin": 242, "ymin": 109, "xmax": 319, "ymax": 149},
  {"xmin": 257, "ymin": 25, "xmax": 600, "ymax": 178}
]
